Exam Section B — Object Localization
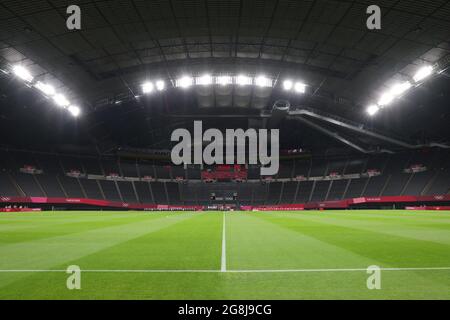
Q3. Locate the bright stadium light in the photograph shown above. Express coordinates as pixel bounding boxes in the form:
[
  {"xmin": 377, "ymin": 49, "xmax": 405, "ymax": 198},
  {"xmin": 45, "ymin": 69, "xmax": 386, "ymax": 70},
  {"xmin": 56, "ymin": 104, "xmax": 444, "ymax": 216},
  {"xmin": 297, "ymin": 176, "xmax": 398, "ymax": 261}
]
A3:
[
  {"xmin": 142, "ymin": 82, "xmax": 154, "ymax": 94},
  {"xmin": 68, "ymin": 105, "xmax": 81, "ymax": 117},
  {"xmin": 176, "ymin": 76, "xmax": 194, "ymax": 88},
  {"xmin": 196, "ymin": 74, "xmax": 213, "ymax": 86},
  {"xmin": 413, "ymin": 65, "xmax": 433, "ymax": 83},
  {"xmin": 34, "ymin": 81, "xmax": 55, "ymax": 96},
  {"xmin": 294, "ymin": 82, "xmax": 306, "ymax": 94},
  {"xmin": 53, "ymin": 94, "xmax": 70, "ymax": 108},
  {"xmin": 283, "ymin": 80, "xmax": 293, "ymax": 91},
  {"xmin": 366, "ymin": 105, "xmax": 380, "ymax": 116},
  {"xmin": 216, "ymin": 75, "xmax": 232, "ymax": 86},
  {"xmin": 390, "ymin": 81, "xmax": 412, "ymax": 96},
  {"xmin": 235, "ymin": 75, "xmax": 252, "ymax": 86},
  {"xmin": 12, "ymin": 65, "xmax": 33, "ymax": 82},
  {"xmin": 255, "ymin": 75, "xmax": 272, "ymax": 88},
  {"xmin": 378, "ymin": 91, "xmax": 395, "ymax": 107},
  {"xmin": 155, "ymin": 80, "xmax": 165, "ymax": 91}
]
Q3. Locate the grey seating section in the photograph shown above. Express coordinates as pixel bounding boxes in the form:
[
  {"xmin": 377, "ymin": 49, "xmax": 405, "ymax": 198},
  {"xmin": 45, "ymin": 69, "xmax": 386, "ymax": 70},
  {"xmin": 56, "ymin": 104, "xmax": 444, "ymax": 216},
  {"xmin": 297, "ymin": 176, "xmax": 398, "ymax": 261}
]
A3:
[
  {"xmin": 277, "ymin": 161, "xmax": 293, "ymax": 179},
  {"xmin": 266, "ymin": 182, "xmax": 282, "ymax": 204},
  {"xmin": 252, "ymin": 183, "xmax": 268, "ymax": 205},
  {"xmin": 187, "ymin": 165, "xmax": 201, "ymax": 179},
  {"xmin": 237, "ymin": 183, "xmax": 253, "ymax": 205},
  {"xmin": 99, "ymin": 180, "xmax": 121, "ymax": 201},
  {"xmin": 326, "ymin": 159, "xmax": 346, "ymax": 175},
  {"xmin": 171, "ymin": 166, "xmax": 186, "ymax": 179},
  {"xmin": 134, "ymin": 181, "xmax": 154, "ymax": 203},
  {"xmin": 138, "ymin": 161, "xmax": 155, "ymax": 178},
  {"xmin": 0, "ymin": 172, "xmax": 20, "ymax": 196},
  {"xmin": 293, "ymin": 159, "xmax": 311, "ymax": 177},
  {"xmin": 120, "ymin": 161, "xmax": 139, "ymax": 177},
  {"xmin": 247, "ymin": 165, "xmax": 260, "ymax": 179},
  {"xmin": 180, "ymin": 183, "xmax": 197, "ymax": 204},
  {"xmin": 36, "ymin": 175, "xmax": 65, "ymax": 197},
  {"xmin": 382, "ymin": 173, "xmax": 411, "ymax": 196},
  {"xmin": 425, "ymin": 170, "xmax": 450, "ymax": 195},
  {"xmin": 309, "ymin": 159, "xmax": 327, "ymax": 177},
  {"xmin": 363, "ymin": 175, "xmax": 389, "ymax": 197},
  {"xmin": 310, "ymin": 180, "xmax": 330, "ymax": 201},
  {"xmin": 344, "ymin": 178, "xmax": 368, "ymax": 199},
  {"xmin": 402, "ymin": 171, "xmax": 434, "ymax": 196},
  {"xmin": 280, "ymin": 181, "xmax": 298, "ymax": 204},
  {"xmin": 13, "ymin": 173, "xmax": 44, "ymax": 197},
  {"xmin": 154, "ymin": 165, "xmax": 171, "ymax": 179},
  {"xmin": 82, "ymin": 157, "xmax": 103, "ymax": 175},
  {"xmin": 166, "ymin": 182, "xmax": 182, "ymax": 204},
  {"xmin": 150, "ymin": 182, "xmax": 168, "ymax": 204},
  {"xmin": 296, "ymin": 181, "xmax": 314, "ymax": 202},
  {"xmin": 80, "ymin": 179, "xmax": 103, "ymax": 199},
  {"xmin": 327, "ymin": 179, "xmax": 348, "ymax": 200},
  {"xmin": 59, "ymin": 176, "xmax": 84, "ymax": 197},
  {"xmin": 102, "ymin": 158, "xmax": 121, "ymax": 176},
  {"xmin": 117, "ymin": 181, "xmax": 137, "ymax": 203}
]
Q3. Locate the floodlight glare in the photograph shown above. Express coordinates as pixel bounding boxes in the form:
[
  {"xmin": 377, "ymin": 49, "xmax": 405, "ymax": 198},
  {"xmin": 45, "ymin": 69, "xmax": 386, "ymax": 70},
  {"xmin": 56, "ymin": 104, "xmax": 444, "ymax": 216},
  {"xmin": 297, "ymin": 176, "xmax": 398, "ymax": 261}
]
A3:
[
  {"xmin": 366, "ymin": 105, "xmax": 379, "ymax": 116},
  {"xmin": 155, "ymin": 80, "xmax": 165, "ymax": 91},
  {"xmin": 53, "ymin": 94, "xmax": 70, "ymax": 107},
  {"xmin": 294, "ymin": 82, "xmax": 306, "ymax": 93},
  {"xmin": 196, "ymin": 74, "xmax": 213, "ymax": 86},
  {"xmin": 216, "ymin": 75, "xmax": 232, "ymax": 86},
  {"xmin": 12, "ymin": 65, "xmax": 33, "ymax": 82},
  {"xmin": 176, "ymin": 76, "xmax": 194, "ymax": 88},
  {"xmin": 378, "ymin": 91, "xmax": 395, "ymax": 107},
  {"xmin": 283, "ymin": 80, "xmax": 293, "ymax": 91},
  {"xmin": 68, "ymin": 105, "xmax": 81, "ymax": 117},
  {"xmin": 390, "ymin": 81, "xmax": 412, "ymax": 96},
  {"xmin": 255, "ymin": 75, "xmax": 272, "ymax": 88},
  {"xmin": 35, "ymin": 81, "xmax": 55, "ymax": 96},
  {"xmin": 413, "ymin": 65, "xmax": 433, "ymax": 83},
  {"xmin": 235, "ymin": 75, "xmax": 252, "ymax": 86},
  {"xmin": 142, "ymin": 82, "xmax": 154, "ymax": 94}
]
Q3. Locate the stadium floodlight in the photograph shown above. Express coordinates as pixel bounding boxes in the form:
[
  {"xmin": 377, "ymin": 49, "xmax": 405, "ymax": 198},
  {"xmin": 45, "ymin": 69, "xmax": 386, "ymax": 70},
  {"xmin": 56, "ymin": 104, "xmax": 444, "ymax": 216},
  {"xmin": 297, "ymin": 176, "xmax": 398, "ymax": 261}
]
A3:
[
  {"xmin": 155, "ymin": 80, "xmax": 165, "ymax": 91},
  {"xmin": 142, "ymin": 82, "xmax": 154, "ymax": 94},
  {"xmin": 413, "ymin": 65, "xmax": 433, "ymax": 83},
  {"xmin": 390, "ymin": 81, "xmax": 412, "ymax": 96},
  {"xmin": 294, "ymin": 82, "xmax": 306, "ymax": 94},
  {"xmin": 176, "ymin": 76, "xmax": 194, "ymax": 88},
  {"xmin": 235, "ymin": 75, "xmax": 252, "ymax": 86},
  {"xmin": 68, "ymin": 105, "xmax": 81, "ymax": 117},
  {"xmin": 377, "ymin": 89, "xmax": 396, "ymax": 107},
  {"xmin": 196, "ymin": 74, "xmax": 213, "ymax": 86},
  {"xmin": 53, "ymin": 94, "xmax": 70, "ymax": 108},
  {"xmin": 12, "ymin": 65, "xmax": 33, "ymax": 82},
  {"xmin": 283, "ymin": 80, "xmax": 293, "ymax": 91},
  {"xmin": 366, "ymin": 105, "xmax": 380, "ymax": 116},
  {"xmin": 255, "ymin": 75, "xmax": 272, "ymax": 88},
  {"xmin": 34, "ymin": 81, "xmax": 55, "ymax": 96},
  {"xmin": 216, "ymin": 75, "xmax": 233, "ymax": 86}
]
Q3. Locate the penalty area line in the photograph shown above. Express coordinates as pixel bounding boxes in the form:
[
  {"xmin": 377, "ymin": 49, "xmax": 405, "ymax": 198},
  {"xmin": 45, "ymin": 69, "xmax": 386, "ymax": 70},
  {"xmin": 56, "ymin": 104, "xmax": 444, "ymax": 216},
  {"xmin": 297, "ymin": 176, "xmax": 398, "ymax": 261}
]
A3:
[{"xmin": 0, "ymin": 267, "xmax": 449, "ymax": 273}]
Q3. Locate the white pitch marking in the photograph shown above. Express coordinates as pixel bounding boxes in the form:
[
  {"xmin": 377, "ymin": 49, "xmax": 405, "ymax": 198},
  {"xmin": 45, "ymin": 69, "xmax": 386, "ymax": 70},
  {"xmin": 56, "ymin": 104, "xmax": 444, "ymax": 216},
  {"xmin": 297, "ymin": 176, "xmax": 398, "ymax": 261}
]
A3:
[
  {"xmin": 0, "ymin": 267, "xmax": 449, "ymax": 273},
  {"xmin": 221, "ymin": 212, "xmax": 227, "ymax": 272}
]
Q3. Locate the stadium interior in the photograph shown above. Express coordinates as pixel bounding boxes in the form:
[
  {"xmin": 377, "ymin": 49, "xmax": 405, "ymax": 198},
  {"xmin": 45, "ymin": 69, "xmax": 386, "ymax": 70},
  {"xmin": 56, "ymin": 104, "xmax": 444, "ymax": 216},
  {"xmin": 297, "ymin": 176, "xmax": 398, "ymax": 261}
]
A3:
[
  {"xmin": 0, "ymin": 0, "xmax": 449, "ymax": 301},
  {"xmin": 0, "ymin": 0, "xmax": 449, "ymax": 212}
]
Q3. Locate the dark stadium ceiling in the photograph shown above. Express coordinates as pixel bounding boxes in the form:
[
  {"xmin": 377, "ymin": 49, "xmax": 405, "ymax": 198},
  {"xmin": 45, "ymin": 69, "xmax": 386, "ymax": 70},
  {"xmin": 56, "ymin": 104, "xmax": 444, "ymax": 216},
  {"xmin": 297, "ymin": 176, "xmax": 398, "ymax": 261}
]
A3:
[{"xmin": 0, "ymin": 0, "xmax": 449, "ymax": 153}]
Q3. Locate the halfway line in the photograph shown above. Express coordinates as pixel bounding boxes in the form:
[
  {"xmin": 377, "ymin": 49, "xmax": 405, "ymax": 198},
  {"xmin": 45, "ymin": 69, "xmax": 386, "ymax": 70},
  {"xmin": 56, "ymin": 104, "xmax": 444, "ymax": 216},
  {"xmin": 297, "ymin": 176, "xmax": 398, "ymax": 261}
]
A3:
[{"xmin": 0, "ymin": 267, "xmax": 449, "ymax": 273}]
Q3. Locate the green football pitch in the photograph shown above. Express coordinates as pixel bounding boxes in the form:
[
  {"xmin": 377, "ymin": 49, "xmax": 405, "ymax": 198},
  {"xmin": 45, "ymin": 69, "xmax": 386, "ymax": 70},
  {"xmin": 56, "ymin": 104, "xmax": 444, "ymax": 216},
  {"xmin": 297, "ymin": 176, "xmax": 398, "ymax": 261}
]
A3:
[{"xmin": 0, "ymin": 210, "xmax": 449, "ymax": 300}]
